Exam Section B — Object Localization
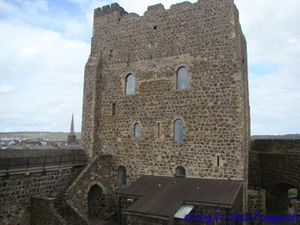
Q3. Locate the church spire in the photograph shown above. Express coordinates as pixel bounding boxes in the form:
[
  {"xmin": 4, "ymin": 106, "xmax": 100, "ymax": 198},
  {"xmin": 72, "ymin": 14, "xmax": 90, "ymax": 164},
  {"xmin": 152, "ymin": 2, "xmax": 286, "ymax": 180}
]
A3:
[
  {"xmin": 68, "ymin": 114, "xmax": 76, "ymax": 145},
  {"xmin": 70, "ymin": 113, "xmax": 75, "ymax": 133}
]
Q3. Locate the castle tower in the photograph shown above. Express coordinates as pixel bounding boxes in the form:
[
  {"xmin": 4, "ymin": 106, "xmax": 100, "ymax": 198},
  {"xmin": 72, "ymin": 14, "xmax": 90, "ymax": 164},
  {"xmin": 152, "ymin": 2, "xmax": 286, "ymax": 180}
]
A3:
[
  {"xmin": 81, "ymin": 0, "xmax": 250, "ymax": 211},
  {"xmin": 67, "ymin": 114, "xmax": 76, "ymax": 145}
]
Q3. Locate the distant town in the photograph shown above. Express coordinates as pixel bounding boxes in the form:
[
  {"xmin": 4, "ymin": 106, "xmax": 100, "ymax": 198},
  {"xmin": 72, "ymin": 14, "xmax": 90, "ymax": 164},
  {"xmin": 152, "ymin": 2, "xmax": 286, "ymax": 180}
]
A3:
[
  {"xmin": 1, "ymin": 132, "xmax": 299, "ymax": 150},
  {"xmin": 0, "ymin": 132, "xmax": 81, "ymax": 150}
]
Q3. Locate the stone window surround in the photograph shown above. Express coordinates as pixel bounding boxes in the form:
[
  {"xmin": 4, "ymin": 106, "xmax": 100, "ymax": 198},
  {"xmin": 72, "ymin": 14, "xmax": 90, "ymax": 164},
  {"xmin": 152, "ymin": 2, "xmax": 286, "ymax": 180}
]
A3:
[
  {"xmin": 173, "ymin": 117, "xmax": 185, "ymax": 143},
  {"xmin": 118, "ymin": 165, "xmax": 127, "ymax": 186},
  {"xmin": 130, "ymin": 118, "xmax": 186, "ymax": 142},
  {"xmin": 123, "ymin": 64, "xmax": 191, "ymax": 96},
  {"xmin": 175, "ymin": 165, "xmax": 187, "ymax": 177},
  {"xmin": 175, "ymin": 64, "xmax": 191, "ymax": 92},
  {"xmin": 125, "ymin": 73, "xmax": 136, "ymax": 96},
  {"xmin": 133, "ymin": 121, "xmax": 142, "ymax": 140}
]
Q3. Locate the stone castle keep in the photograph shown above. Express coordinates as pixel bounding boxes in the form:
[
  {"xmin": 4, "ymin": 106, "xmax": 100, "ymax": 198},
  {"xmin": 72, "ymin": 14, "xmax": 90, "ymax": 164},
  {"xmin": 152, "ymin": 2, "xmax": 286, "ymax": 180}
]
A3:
[
  {"xmin": 82, "ymin": 0, "xmax": 250, "ymax": 221},
  {"xmin": 0, "ymin": 1, "xmax": 299, "ymax": 225},
  {"xmin": 82, "ymin": 0, "xmax": 249, "ymax": 185}
]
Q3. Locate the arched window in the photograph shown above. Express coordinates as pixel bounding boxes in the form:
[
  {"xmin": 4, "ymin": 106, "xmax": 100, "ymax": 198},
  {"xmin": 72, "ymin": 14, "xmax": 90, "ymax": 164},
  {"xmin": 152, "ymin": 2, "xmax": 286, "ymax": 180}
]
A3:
[
  {"xmin": 175, "ymin": 166, "xmax": 186, "ymax": 177},
  {"xmin": 125, "ymin": 73, "xmax": 135, "ymax": 95},
  {"xmin": 134, "ymin": 122, "xmax": 141, "ymax": 139},
  {"xmin": 176, "ymin": 66, "xmax": 189, "ymax": 90},
  {"xmin": 174, "ymin": 119, "xmax": 184, "ymax": 142},
  {"xmin": 118, "ymin": 166, "xmax": 126, "ymax": 186}
]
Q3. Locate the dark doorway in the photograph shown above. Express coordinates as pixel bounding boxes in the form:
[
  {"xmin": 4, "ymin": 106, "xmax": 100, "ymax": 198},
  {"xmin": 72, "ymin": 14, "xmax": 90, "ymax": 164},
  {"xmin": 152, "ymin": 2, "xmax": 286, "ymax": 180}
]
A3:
[
  {"xmin": 88, "ymin": 184, "xmax": 104, "ymax": 218},
  {"xmin": 268, "ymin": 183, "xmax": 298, "ymax": 213}
]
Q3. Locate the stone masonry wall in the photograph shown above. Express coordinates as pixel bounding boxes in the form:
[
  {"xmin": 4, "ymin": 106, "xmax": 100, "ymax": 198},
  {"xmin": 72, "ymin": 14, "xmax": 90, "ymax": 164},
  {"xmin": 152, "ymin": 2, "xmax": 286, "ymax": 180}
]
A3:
[
  {"xmin": 0, "ymin": 148, "xmax": 86, "ymax": 225},
  {"xmin": 248, "ymin": 189, "xmax": 266, "ymax": 214},
  {"xmin": 249, "ymin": 139, "xmax": 300, "ymax": 212},
  {"xmin": 249, "ymin": 139, "xmax": 300, "ymax": 191},
  {"xmin": 82, "ymin": 0, "xmax": 249, "ymax": 211},
  {"xmin": 67, "ymin": 155, "xmax": 115, "ymax": 219},
  {"xmin": 30, "ymin": 197, "xmax": 58, "ymax": 225},
  {"xmin": 0, "ymin": 167, "xmax": 83, "ymax": 225},
  {"xmin": 83, "ymin": 0, "xmax": 249, "ymax": 183}
]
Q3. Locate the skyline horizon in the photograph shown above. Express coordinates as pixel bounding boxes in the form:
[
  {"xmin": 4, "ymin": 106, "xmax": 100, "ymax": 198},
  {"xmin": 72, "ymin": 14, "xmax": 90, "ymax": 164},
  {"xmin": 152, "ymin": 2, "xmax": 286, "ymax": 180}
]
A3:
[{"xmin": 0, "ymin": 0, "xmax": 299, "ymax": 135}]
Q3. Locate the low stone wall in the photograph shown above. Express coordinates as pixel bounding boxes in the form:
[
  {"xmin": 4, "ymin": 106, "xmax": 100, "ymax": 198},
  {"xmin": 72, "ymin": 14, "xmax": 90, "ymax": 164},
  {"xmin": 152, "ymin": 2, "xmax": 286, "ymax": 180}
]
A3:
[
  {"xmin": 62, "ymin": 200, "xmax": 89, "ymax": 225},
  {"xmin": 247, "ymin": 189, "xmax": 266, "ymax": 225},
  {"xmin": 0, "ymin": 165, "xmax": 83, "ymax": 225},
  {"xmin": 248, "ymin": 189, "xmax": 266, "ymax": 214},
  {"xmin": 249, "ymin": 139, "xmax": 300, "ymax": 212},
  {"xmin": 119, "ymin": 196, "xmax": 139, "ymax": 225},
  {"xmin": 30, "ymin": 197, "xmax": 63, "ymax": 225},
  {"xmin": 0, "ymin": 148, "xmax": 86, "ymax": 225},
  {"xmin": 251, "ymin": 139, "xmax": 300, "ymax": 154},
  {"xmin": 67, "ymin": 154, "xmax": 116, "ymax": 219}
]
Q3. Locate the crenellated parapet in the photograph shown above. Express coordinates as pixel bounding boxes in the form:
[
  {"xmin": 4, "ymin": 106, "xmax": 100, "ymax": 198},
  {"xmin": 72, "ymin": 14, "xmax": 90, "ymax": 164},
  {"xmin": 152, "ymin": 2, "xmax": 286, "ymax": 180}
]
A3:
[{"xmin": 94, "ymin": 3, "xmax": 128, "ymax": 17}]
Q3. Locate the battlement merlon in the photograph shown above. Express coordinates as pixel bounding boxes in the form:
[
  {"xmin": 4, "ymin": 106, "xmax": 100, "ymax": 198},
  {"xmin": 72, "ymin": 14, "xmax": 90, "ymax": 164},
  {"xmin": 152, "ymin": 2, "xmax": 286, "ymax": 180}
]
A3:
[
  {"xmin": 94, "ymin": 3, "xmax": 128, "ymax": 17},
  {"xmin": 94, "ymin": 0, "xmax": 235, "ymax": 18}
]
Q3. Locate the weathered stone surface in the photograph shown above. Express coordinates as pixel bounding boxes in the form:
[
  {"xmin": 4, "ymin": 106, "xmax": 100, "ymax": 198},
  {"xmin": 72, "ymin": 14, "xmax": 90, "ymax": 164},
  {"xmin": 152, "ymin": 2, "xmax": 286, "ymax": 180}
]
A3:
[
  {"xmin": 30, "ymin": 197, "xmax": 57, "ymax": 225},
  {"xmin": 67, "ymin": 155, "xmax": 116, "ymax": 218},
  {"xmin": 249, "ymin": 139, "xmax": 300, "ymax": 213},
  {"xmin": 0, "ymin": 149, "xmax": 85, "ymax": 225},
  {"xmin": 248, "ymin": 189, "xmax": 266, "ymax": 212},
  {"xmin": 0, "ymin": 1, "xmax": 253, "ymax": 224},
  {"xmin": 81, "ymin": 0, "xmax": 249, "ymax": 211}
]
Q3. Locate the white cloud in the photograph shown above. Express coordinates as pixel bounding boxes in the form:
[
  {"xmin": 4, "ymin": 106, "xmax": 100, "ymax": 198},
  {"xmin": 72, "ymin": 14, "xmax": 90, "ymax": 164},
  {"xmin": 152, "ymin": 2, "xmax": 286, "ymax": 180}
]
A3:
[
  {"xmin": 0, "ymin": 84, "xmax": 13, "ymax": 93},
  {"xmin": 21, "ymin": 0, "xmax": 49, "ymax": 13},
  {"xmin": 235, "ymin": 0, "xmax": 300, "ymax": 65},
  {"xmin": 0, "ymin": 20, "xmax": 89, "ymax": 132},
  {"xmin": 250, "ymin": 71, "xmax": 300, "ymax": 134},
  {"xmin": 235, "ymin": 0, "xmax": 300, "ymax": 134},
  {"xmin": 0, "ymin": 0, "xmax": 299, "ymax": 135},
  {"xmin": 0, "ymin": 0, "xmax": 16, "ymax": 13}
]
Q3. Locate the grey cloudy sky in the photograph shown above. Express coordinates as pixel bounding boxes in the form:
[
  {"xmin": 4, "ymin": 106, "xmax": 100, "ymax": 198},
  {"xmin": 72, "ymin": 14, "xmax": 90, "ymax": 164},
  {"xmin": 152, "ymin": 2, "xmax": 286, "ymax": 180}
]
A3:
[{"xmin": 0, "ymin": 0, "xmax": 299, "ymax": 135}]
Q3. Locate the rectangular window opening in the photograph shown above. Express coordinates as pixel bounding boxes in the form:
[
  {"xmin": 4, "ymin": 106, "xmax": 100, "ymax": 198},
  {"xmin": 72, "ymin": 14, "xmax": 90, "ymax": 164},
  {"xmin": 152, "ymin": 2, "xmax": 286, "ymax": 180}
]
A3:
[
  {"xmin": 157, "ymin": 122, "xmax": 160, "ymax": 139},
  {"xmin": 112, "ymin": 103, "xmax": 116, "ymax": 116}
]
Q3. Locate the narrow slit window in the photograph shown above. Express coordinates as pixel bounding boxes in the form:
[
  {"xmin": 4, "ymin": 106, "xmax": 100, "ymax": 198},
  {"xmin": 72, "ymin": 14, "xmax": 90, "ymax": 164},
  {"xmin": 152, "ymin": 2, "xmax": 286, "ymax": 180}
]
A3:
[
  {"xmin": 217, "ymin": 156, "xmax": 220, "ymax": 167},
  {"xmin": 157, "ymin": 122, "xmax": 161, "ymax": 139},
  {"xmin": 134, "ymin": 122, "xmax": 141, "ymax": 139},
  {"xmin": 112, "ymin": 103, "xmax": 116, "ymax": 116}
]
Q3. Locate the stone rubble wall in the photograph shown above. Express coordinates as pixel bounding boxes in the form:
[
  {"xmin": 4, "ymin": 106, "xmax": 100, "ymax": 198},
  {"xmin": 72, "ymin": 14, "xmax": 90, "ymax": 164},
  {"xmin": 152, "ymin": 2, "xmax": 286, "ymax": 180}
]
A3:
[
  {"xmin": 249, "ymin": 139, "xmax": 300, "ymax": 212},
  {"xmin": 0, "ymin": 167, "xmax": 83, "ymax": 225},
  {"xmin": 82, "ymin": 0, "xmax": 249, "ymax": 184},
  {"xmin": 0, "ymin": 149, "xmax": 86, "ymax": 225},
  {"xmin": 66, "ymin": 155, "xmax": 116, "ymax": 219}
]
